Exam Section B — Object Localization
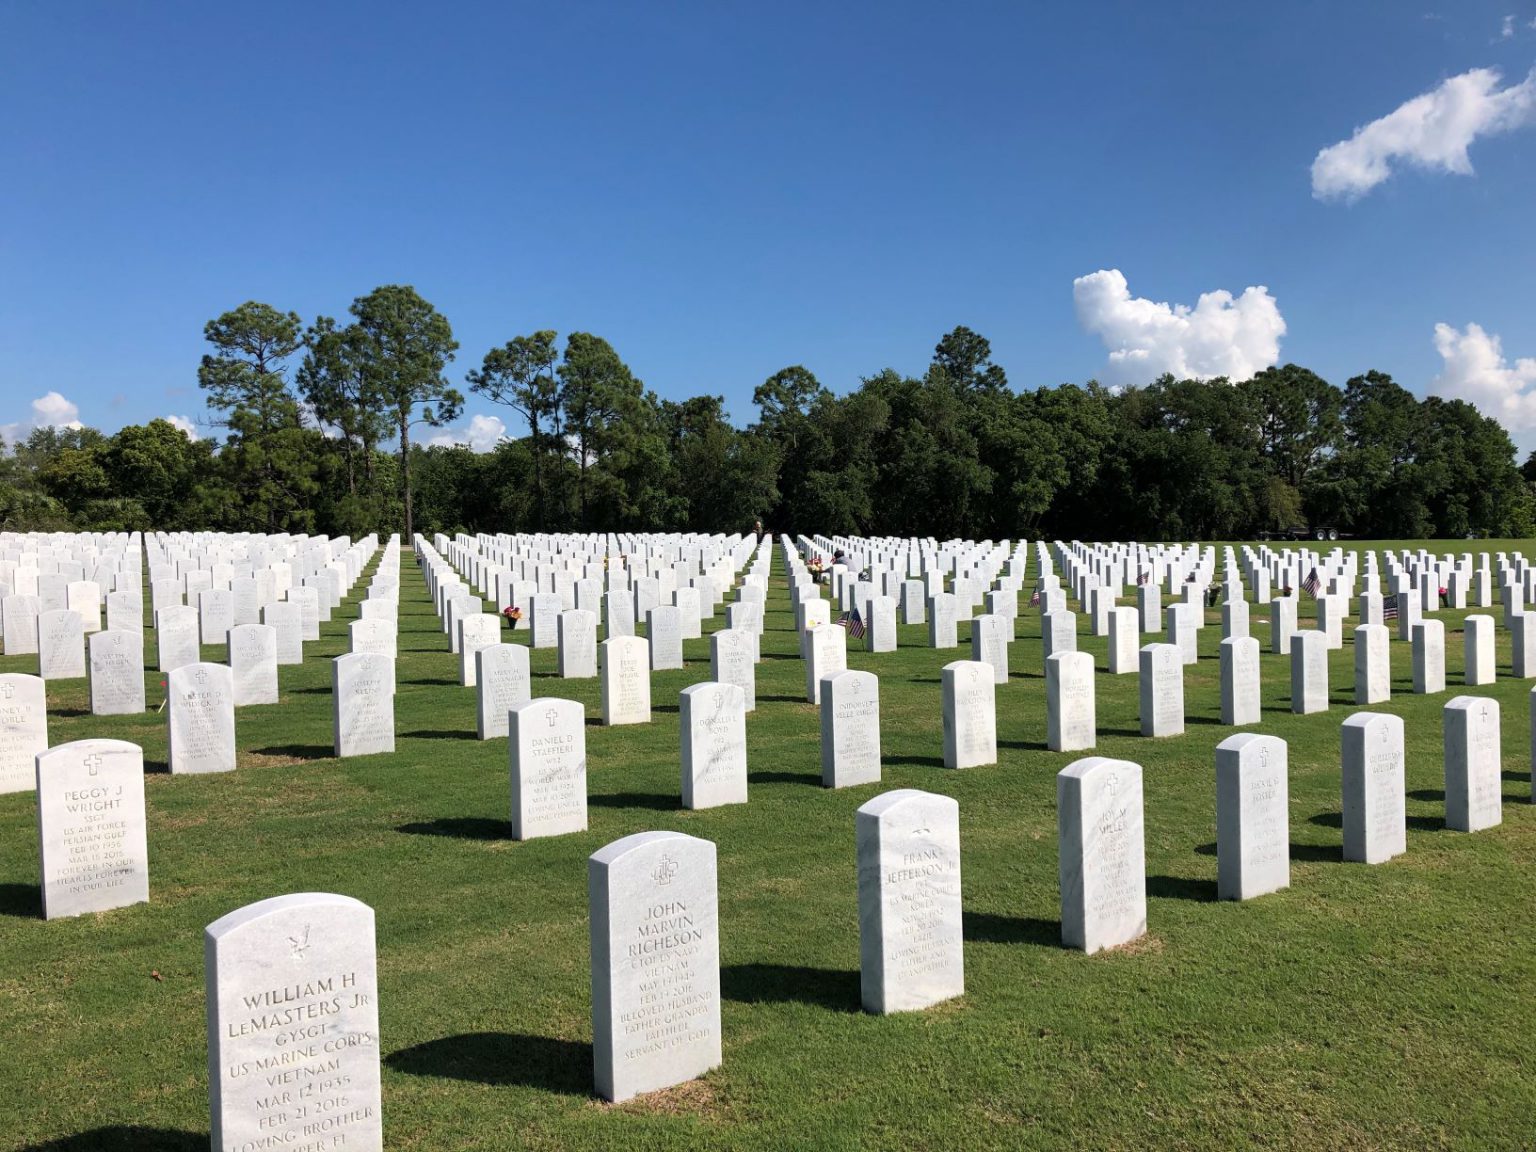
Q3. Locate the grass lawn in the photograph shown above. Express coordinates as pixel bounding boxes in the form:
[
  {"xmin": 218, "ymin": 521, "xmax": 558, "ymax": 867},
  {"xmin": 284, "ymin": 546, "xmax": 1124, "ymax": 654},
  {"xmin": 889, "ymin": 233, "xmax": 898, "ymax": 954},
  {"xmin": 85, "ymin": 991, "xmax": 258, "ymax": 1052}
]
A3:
[{"xmin": 3, "ymin": 538, "xmax": 1536, "ymax": 1150}]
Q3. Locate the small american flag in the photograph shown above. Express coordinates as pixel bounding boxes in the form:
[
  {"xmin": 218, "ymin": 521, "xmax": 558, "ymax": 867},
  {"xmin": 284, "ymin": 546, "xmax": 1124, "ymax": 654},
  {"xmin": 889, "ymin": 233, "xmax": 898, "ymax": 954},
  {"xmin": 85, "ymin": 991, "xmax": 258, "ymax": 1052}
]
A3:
[
  {"xmin": 1137, "ymin": 568, "xmax": 1149, "ymax": 585},
  {"xmin": 1029, "ymin": 591, "xmax": 1040, "ymax": 607},
  {"xmin": 838, "ymin": 605, "xmax": 866, "ymax": 639},
  {"xmin": 1383, "ymin": 593, "xmax": 1399, "ymax": 621},
  {"xmin": 1301, "ymin": 567, "xmax": 1321, "ymax": 598}
]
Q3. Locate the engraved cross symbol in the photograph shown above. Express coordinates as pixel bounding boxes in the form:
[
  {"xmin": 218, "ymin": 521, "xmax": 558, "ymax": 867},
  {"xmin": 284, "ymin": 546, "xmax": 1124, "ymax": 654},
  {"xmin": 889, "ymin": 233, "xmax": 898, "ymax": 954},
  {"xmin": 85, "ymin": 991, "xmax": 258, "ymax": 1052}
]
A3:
[
  {"xmin": 544, "ymin": 707, "xmax": 559, "ymax": 728},
  {"xmin": 1258, "ymin": 746, "xmax": 1269, "ymax": 768},
  {"xmin": 0, "ymin": 683, "xmax": 11, "ymax": 699},
  {"xmin": 83, "ymin": 753, "xmax": 103, "ymax": 776},
  {"xmin": 652, "ymin": 856, "xmax": 678, "ymax": 886},
  {"xmin": 194, "ymin": 669, "xmax": 208, "ymax": 684},
  {"xmin": 1480, "ymin": 704, "xmax": 1490, "ymax": 724}
]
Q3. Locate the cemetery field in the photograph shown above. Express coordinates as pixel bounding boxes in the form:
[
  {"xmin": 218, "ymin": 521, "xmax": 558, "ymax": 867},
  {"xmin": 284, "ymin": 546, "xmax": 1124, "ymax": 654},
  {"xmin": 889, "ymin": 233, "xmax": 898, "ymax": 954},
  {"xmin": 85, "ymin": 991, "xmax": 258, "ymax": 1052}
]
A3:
[{"xmin": 6, "ymin": 543, "xmax": 1536, "ymax": 1150}]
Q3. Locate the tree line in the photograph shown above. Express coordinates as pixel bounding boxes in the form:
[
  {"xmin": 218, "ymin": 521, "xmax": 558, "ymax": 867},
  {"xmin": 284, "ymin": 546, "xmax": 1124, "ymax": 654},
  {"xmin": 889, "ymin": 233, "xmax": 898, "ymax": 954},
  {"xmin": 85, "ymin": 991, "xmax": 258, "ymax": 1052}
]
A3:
[{"xmin": 3, "ymin": 288, "xmax": 1532, "ymax": 542}]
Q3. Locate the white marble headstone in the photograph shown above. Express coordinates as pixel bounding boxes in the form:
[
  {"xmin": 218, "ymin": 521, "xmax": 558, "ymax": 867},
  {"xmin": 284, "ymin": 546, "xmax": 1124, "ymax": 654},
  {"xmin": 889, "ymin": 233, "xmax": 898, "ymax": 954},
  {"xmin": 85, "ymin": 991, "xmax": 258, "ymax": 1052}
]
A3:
[
  {"xmin": 229, "ymin": 623, "xmax": 278, "ymax": 707},
  {"xmin": 680, "ymin": 682, "xmax": 748, "ymax": 810},
  {"xmin": 647, "ymin": 605, "xmax": 684, "ymax": 671},
  {"xmin": 1219, "ymin": 635, "xmax": 1260, "ymax": 726},
  {"xmin": 168, "ymin": 663, "xmax": 236, "ymax": 774},
  {"xmin": 0, "ymin": 673, "xmax": 47, "ymax": 794},
  {"xmin": 1045, "ymin": 650, "xmax": 1095, "ymax": 753},
  {"xmin": 856, "ymin": 789, "xmax": 963, "ymax": 1013},
  {"xmin": 37, "ymin": 609, "xmax": 85, "ymax": 680},
  {"xmin": 1138, "ymin": 643, "xmax": 1183, "ymax": 737},
  {"xmin": 37, "ymin": 738, "xmax": 149, "ymax": 919},
  {"xmin": 509, "ymin": 698, "xmax": 588, "ymax": 839},
  {"xmin": 1354, "ymin": 623, "xmax": 1391, "ymax": 705},
  {"xmin": 1444, "ymin": 695, "xmax": 1500, "ymax": 832},
  {"xmin": 89, "ymin": 629, "xmax": 145, "ymax": 715},
  {"xmin": 601, "ymin": 636, "xmax": 652, "ymax": 726},
  {"xmin": 1341, "ymin": 711, "xmax": 1406, "ymax": 864},
  {"xmin": 1057, "ymin": 756, "xmax": 1146, "ymax": 954},
  {"xmin": 589, "ymin": 831, "xmax": 721, "ymax": 1103},
  {"xmin": 558, "ymin": 609, "xmax": 599, "ymax": 679},
  {"xmin": 941, "ymin": 660, "xmax": 996, "ymax": 769},
  {"xmin": 206, "ymin": 893, "xmax": 382, "ymax": 1152},
  {"xmin": 333, "ymin": 653, "xmax": 395, "ymax": 758},
  {"xmin": 821, "ymin": 669, "xmax": 881, "ymax": 788},
  {"xmin": 1214, "ymin": 733, "xmax": 1289, "ymax": 901},
  {"xmin": 710, "ymin": 627, "xmax": 756, "ymax": 712},
  {"xmin": 476, "ymin": 644, "xmax": 531, "ymax": 740},
  {"xmin": 156, "ymin": 604, "xmax": 201, "ymax": 673}
]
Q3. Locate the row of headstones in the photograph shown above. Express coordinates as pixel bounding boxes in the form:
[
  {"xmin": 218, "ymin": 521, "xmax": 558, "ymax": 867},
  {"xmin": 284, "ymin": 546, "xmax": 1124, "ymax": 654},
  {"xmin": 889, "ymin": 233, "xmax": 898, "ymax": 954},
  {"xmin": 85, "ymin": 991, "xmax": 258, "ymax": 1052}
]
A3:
[
  {"xmin": 420, "ymin": 536, "xmax": 774, "ymax": 725},
  {"xmin": 24, "ymin": 678, "xmax": 1514, "ymax": 920},
  {"xmin": 439, "ymin": 531, "xmax": 754, "ymax": 633},
  {"xmin": 193, "ymin": 687, "xmax": 1514, "ymax": 1139},
  {"xmin": 422, "ymin": 541, "xmax": 768, "ymax": 659},
  {"xmin": 1053, "ymin": 537, "xmax": 1524, "ymax": 610},
  {"xmin": 0, "ymin": 532, "xmax": 143, "ymax": 653},
  {"xmin": 787, "ymin": 543, "xmax": 1529, "ymax": 757},
  {"xmin": 0, "ymin": 539, "xmax": 403, "ymax": 791}
]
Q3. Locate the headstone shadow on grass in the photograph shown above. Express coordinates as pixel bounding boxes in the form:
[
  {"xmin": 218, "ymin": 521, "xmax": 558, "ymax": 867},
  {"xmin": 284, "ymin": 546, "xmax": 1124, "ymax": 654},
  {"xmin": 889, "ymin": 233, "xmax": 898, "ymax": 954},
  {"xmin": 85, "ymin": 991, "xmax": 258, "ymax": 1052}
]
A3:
[
  {"xmin": 1289, "ymin": 842, "xmax": 1343, "ymax": 863},
  {"xmin": 961, "ymin": 911, "xmax": 1061, "ymax": 947},
  {"xmin": 17, "ymin": 1126, "xmax": 206, "ymax": 1151},
  {"xmin": 396, "ymin": 817, "xmax": 507, "ymax": 840},
  {"xmin": 386, "ymin": 1033, "xmax": 591, "ymax": 1094},
  {"xmin": 0, "ymin": 882, "xmax": 41, "ymax": 918},
  {"xmin": 1145, "ymin": 874, "xmax": 1217, "ymax": 902},
  {"xmin": 748, "ymin": 769, "xmax": 820, "ymax": 786},
  {"xmin": 251, "ymin": 743, "xmax": 333, "ymax": 761},
  {"xmin": 718, "ymin": 963, "xmax": 860, "ymax": 1012},
  {"xmin": 586, "ymin": 791, "xmax": 676, "ymax": 811},
  {"xmin": 883, "ymin": 754, "xmax": 944, "ymax": 768}
]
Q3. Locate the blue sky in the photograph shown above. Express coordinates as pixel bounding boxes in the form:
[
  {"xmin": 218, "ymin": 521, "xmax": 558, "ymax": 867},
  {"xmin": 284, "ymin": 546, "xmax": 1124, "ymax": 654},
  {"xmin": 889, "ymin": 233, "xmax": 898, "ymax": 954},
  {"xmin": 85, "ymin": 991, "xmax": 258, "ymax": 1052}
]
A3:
[{"xmin": 3, "ymin": 2, "xmax": 1535, "ymax": 450}]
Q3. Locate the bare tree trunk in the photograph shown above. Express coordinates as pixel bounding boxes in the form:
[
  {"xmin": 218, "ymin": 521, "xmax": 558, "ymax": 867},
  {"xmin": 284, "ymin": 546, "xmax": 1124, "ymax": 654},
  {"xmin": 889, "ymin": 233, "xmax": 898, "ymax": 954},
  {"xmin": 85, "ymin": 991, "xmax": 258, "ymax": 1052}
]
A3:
[{"xmin": 400, "ymin": 411, "xmax": 413, "ymax": 541}]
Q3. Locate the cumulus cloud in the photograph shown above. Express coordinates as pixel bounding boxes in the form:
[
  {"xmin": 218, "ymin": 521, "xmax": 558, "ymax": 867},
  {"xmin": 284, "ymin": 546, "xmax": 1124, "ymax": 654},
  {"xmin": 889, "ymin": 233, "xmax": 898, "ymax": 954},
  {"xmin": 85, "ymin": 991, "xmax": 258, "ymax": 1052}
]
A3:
[
  {"xmin": 164, "ymin": 415, "xmax": 200, "ymax": 440},
  {"xmin": 1429, "ymin": 321, "xmax": 1536, "ymax": 429},
  {"xmin": 1500, "ymin": 14, "xmax": 1516, "ymax": 39},
  {"xmin": 427, "ymin": 413, "xmax": 506, "ymax": 453},
  {"xmin": 1312, "ymin": 66, "xmax": 1536, "ymax": 201},
  {"xmin": 1072, "ymin": 269, "xmax": 1286, "ymax": 385},
  {"xmin": 1, "ymin": 390, "xmax": 84, "ymax": 446}
]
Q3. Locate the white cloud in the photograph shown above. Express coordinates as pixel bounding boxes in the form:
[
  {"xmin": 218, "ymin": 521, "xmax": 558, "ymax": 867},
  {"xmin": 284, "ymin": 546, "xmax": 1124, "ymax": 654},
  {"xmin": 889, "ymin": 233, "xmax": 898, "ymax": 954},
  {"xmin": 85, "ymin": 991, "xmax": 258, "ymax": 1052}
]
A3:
[
  {"xmin": 1500, "ymin": 14, "xmax": 1516, "ymax": 39},
  {"xmin": 427, "ymin": 413, "xmax": 506, "ymax": 453},
  {"xmin": 164, "ymin": 415, "xmax": 199, "ymax": 440},
  {"xmin": 1430, "ymin": 321, "xmax": 1536, "ymax": 429},
  {"xmin": 1072, "ymin": 269, "xmax": 1286, "ymax": 385},
  {"xmin": 1, "ymin": 390, "xmax": 85, "ymax": 446},
  {"xmin": 1312, "ymin": 66, "xmax": 1536, "ymax": 201}
]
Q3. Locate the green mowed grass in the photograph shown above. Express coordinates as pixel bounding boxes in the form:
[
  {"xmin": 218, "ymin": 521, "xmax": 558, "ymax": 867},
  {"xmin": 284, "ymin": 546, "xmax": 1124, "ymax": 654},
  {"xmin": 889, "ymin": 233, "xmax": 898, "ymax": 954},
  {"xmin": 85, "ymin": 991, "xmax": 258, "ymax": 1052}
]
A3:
[{"xmin": 3, "ymin": 540, "xmax": 1536, "ymax": 1150}]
